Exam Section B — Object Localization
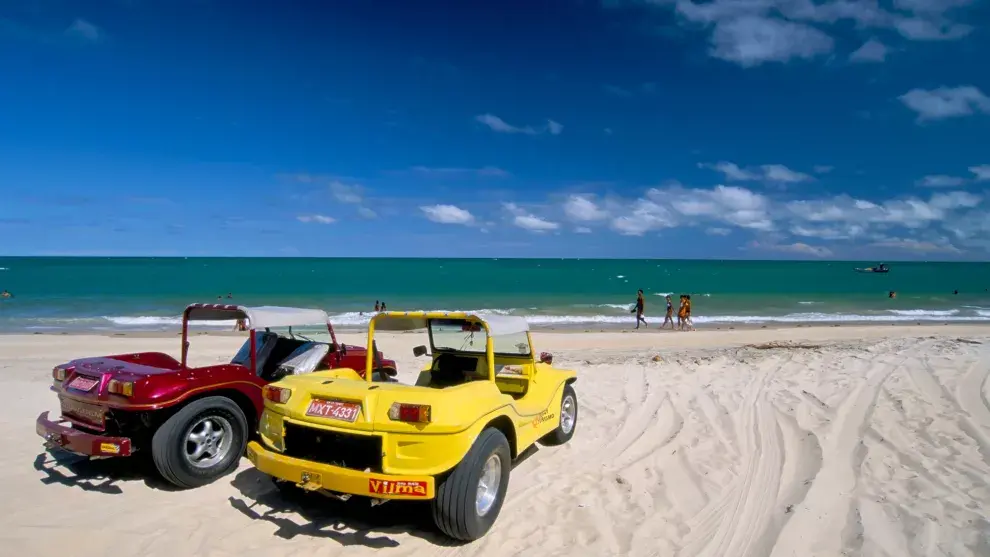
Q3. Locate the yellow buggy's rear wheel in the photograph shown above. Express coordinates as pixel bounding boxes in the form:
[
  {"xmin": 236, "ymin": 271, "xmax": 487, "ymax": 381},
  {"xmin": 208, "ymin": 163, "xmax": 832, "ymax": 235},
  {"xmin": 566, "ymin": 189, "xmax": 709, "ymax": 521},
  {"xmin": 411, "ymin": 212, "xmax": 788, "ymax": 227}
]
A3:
[{"xmin": 431, "ymin": 428, "xmax": 511, "ymax": 541}]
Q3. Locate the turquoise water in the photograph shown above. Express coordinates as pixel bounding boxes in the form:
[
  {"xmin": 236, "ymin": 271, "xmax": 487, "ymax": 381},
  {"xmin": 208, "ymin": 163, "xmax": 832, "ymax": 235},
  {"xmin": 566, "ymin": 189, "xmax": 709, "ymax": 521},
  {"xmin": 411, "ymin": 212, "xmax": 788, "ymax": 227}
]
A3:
[{"xmin": 0, "ymin": 257, "xmax": 988, "ymax": 331}]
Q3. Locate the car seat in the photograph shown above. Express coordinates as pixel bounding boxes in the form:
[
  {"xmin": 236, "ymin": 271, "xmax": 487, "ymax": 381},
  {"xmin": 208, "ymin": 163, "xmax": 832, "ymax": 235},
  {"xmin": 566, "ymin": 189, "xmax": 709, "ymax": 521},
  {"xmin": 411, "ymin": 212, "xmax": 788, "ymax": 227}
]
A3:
[
  {"xmin": 270, "ymin": 342, "xmax": 330, "ymax": 380},
  {"xmin": 430, "ymin": 354, "xmax": 475, "ymax": 387},
  {"xmin": 231, "ymin": 331, "xmax": 279, "ymax": 376}
]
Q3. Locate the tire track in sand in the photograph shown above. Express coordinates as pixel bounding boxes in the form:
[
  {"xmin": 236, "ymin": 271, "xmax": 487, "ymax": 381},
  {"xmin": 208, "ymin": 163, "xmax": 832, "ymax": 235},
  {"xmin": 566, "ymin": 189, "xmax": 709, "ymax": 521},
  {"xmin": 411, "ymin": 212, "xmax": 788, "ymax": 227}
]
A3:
[
  {"xmin": 679, "ymin": 353, "xmax": 798, "ymax": 557},
  {"xmin": 954, "ymin": 360, "xmax": 990, "ymax": 464},
  {"xmin": 770, "ymin": 353, "xmax": 906, "ymax": 557}
]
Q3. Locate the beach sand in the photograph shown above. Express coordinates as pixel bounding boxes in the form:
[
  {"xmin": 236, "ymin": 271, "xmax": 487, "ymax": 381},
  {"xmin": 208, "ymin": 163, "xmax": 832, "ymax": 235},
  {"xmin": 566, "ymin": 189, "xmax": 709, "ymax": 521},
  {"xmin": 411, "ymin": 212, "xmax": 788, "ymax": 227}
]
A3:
[{"xmin": 2, "ymin": 325, "xmax": 989, "ymax": 557}]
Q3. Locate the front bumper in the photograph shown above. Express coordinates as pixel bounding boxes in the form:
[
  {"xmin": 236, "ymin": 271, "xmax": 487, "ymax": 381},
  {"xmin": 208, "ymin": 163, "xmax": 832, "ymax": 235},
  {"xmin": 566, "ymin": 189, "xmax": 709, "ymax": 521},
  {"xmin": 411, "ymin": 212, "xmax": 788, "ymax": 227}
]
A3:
[
  {"xmin": 246, "ymin": 440, "xmax": 435, "ymax": 500},
  {"xmin": 35, "ymin": 411, "xmax": 133, "ymax": 457}
]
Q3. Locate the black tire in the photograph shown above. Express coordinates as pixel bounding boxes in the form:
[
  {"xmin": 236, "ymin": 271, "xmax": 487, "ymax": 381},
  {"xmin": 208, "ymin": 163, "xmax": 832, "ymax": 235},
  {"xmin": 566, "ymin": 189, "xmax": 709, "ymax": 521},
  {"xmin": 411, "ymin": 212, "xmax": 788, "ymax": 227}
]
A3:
[
  {"xmin": 431, "ymin": 428, "xmax": 511, "ymax": 541},
  {"xmin": 541, "ymin": 384, "xmax": 578, "ymax": 446},
  {"xmin": 151, "ymin": 396, "xmax": 248, "ymax": 489}
]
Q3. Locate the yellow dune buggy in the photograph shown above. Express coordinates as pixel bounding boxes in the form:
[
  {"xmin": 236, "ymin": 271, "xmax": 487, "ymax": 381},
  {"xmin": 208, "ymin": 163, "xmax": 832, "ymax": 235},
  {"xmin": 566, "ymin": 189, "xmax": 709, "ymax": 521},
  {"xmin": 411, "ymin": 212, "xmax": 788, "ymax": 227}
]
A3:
[{"xmin": 245, "ymin": 311, "xmax": 578, "ymax": 541}]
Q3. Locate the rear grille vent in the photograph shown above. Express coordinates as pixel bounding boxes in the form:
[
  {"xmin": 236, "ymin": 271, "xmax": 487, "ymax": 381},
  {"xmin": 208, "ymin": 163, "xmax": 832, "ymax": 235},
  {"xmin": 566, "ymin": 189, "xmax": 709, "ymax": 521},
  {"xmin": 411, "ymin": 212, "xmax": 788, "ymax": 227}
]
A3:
[{"xmin": 283, "ymin": 422, "xmax": 383, "ymax": 472}]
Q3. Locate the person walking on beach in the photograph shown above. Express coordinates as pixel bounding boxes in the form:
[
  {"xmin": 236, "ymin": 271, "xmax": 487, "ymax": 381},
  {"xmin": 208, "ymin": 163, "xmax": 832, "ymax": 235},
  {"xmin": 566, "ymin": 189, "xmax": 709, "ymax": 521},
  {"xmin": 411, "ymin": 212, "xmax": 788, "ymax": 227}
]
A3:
[
  {"xmin": 677, "ymin": 295, "xmax": 687, "ymax": 330},
  {"xmin": 661, "ymin": 295, "xmax": 674, "ymax": 329},
  {"xmin": 634, "ymin": 289, "xmax": 647, "ymax": 329},
  {"xmin": 682, "ymin": 294, "xmax": 696, "ymax": 331},
  {"xmin": 381, "ymin": 301, "xmax": 387, "ymax": 312},
  {"xmin": 375, "ymin": 300, "xmax": 380, "ymax": 312}
]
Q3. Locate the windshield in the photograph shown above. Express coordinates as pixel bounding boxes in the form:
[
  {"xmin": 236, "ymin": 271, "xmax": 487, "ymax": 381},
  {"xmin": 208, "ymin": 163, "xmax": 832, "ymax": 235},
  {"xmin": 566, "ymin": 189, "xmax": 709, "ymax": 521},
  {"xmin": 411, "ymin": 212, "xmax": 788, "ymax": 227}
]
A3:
[{"xmin": 429, "ymin": 318, "xmax": 531, "ymax": 356}]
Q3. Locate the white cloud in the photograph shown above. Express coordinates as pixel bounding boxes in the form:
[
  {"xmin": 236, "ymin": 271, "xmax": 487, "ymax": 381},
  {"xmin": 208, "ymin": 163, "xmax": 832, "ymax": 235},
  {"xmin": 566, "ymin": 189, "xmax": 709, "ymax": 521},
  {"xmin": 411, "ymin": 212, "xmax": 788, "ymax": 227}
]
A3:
[
  {"xmin": 870, "ymin": 237, "xmax": 961, "ymax": 254},
  {"xmin": 894, "ymin": 17, "xmax": 972, "ymax": 41},
  {"xmin": 929, "ymin": 191, "xmax": 981, "ymax": 211},
  {"xmin": 514, "ymin": 215, "xmax": 560, "ymax": 232},
  {"xmin": 786, "ymin": 191, "xmax": 982, "ymax": 230},
  {"xmin": 621, "ymin": 0, "xmax": 975, "ymax": 67},
  {"xmin": 409, "ymin": 166, "xmax": 511, "ymax": 178},
  {"xmin": 563, "ymin": 195, "xmax": 609, "ymax": 222},
  {"xmin": 504, "ymin": 203, "xmax": 560, "ymax": 232},
  {"xmin": 604, "ymin": 84, "xmax": 633, "ymax": 97},
  {"xmin": 760, "ymin": 164, "xmax": 813, "ymax": 184},
  {"xmin": 297, "ymin": 214, "xmax": 335, "ymax": 224},
  {"xmin": 574, "ymin": 227, "xmax": 593, "ymax": 234},
  {"xmin": 327, "ymin": 180, "xmax": 379, "ymax": 218},
  {"xmin": 708, "ymin": 15, "xmax": 834, "ymax": 67},
  {"xmin": 610, "ymin": 184, "xmax": 774, "ymax": 236},
  {"xmin": 475, "ymin": 114, "xmax": 563, "ymax": 136},
  {"xmin": 706, "ymin": 227, "xmax": 731, "ymax": 236},
  {"xmin": 899, "ymin": 86, "xmax": 990, "ymax": 122},
  {"xmin": 917, "ymin": 174, "xmax": 967, "ymax": 188},
  {"xmin": 813, "ymin": 165, "xmax": 834, "ymax": 174},
  {"xmin": 420, "ymin": 204, "xmax": 475, "ymax": 225},
  {"xmin": 700, "ymin": 161, "xmax": 811, "ymax": 184},
  {"xmin": 604, "ymin": 127, "xmax": 614, "ymax": 135},
  {"xmin": 969, "ymin": 165, "xmax": 990, "ymax": 181},
  {"xmin": 699, "ymin": 161, "xmax": 758, "ymax": 181},
  {"xmin": 850, "ymin": 38, "xmax": 889, "ymax": 63},
  {"xmin": 329, "ymin": 181, "xmax": 364, "ymax": 204},
  {"xmin": 790, "ymin": 223, "xmax": 867, "ymax": 241},
  {"xmin": 748, "ymin": 241, "xmax": 833, "ymax": 258},
  {"xmin": 65, "ymin": 18, "xmax": 102, "ymax": 42},
  {"xmin": 610, "ymin": 197, "xmax": 677, "ymax": 236}
]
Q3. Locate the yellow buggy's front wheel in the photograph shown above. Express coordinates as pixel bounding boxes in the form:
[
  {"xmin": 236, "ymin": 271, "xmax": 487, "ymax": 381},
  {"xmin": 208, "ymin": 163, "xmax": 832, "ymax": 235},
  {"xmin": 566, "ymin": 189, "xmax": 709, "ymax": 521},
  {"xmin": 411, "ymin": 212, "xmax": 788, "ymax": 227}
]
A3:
[{"xmin": 431, "ymin": 428, "xmax": 511, "ymax": 541}]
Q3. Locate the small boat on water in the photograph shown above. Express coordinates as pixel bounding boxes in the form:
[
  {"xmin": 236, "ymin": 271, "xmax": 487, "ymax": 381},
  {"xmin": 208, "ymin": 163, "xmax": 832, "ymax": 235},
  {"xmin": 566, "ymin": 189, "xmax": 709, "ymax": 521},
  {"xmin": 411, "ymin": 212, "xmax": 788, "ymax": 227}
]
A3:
[{"xmin": 855, "ymin": 263, "xmax": 889, "ymax": 273}]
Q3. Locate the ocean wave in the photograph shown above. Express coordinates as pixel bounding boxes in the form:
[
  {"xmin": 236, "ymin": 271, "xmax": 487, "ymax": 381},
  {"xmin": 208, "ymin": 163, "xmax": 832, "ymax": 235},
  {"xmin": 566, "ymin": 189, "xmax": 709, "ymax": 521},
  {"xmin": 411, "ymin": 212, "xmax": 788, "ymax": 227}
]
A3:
[
  {"xmin": 798, "ymin": 301, "xmax": 821, "ymax": 305},
  {"xmin": 9, "ymin": 306, "xmax": 990, "ymax": 331},
  {"xmin": 886, "ymin": 309, "xmax": 959, "ymax": 317},
  {"xmin": 105, "ymin": 316, "xmax": 235, "ymax": 327}
]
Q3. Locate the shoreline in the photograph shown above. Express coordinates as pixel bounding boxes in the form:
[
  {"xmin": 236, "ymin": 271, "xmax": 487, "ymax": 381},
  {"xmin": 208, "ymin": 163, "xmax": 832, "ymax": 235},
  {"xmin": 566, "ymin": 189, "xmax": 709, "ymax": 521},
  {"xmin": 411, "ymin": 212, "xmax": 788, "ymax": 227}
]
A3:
[{"xmin": 7, "ymin": 320, "xmax": 990, "ymax": 339}]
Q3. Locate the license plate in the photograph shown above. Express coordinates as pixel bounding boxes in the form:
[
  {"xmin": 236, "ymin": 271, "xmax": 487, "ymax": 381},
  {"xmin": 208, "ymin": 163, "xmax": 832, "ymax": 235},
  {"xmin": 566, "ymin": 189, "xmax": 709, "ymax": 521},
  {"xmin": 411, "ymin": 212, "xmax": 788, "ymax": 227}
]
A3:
[
  {"xmin": 306, "ymin": 399, "xmax": 360, "ymax": 422},
  {"xmin": 68, "ymin": 376, "xmax": 99, "ymax": 392},
  {"xmin": 61, "ymin": 398, "xmax": 105, "ymax": 424}
]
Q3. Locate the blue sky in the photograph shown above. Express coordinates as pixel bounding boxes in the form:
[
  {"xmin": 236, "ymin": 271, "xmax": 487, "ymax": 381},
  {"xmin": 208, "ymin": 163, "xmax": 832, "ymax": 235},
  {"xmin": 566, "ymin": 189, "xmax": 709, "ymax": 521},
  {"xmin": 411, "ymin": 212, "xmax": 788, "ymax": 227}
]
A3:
[{"xmin": 1, "ymin": 0, "xmax": 988, "ymax": 259}]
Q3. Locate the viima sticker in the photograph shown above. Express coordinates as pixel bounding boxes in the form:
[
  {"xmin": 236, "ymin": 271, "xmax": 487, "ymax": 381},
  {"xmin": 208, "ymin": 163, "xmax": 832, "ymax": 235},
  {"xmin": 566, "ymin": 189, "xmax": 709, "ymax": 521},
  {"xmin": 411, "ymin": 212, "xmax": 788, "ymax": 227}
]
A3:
[{"xmin": 368, "ymin": 479, "xmax": 428, "ymax": 497}]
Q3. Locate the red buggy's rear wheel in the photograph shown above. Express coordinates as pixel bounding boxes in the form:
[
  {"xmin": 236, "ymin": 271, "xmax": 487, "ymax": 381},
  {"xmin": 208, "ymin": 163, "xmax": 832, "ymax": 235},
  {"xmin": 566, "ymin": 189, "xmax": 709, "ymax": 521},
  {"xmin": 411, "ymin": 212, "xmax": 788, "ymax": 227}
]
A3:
[{"xmin": 151, "ymin": 396, "xmax": 248, "ymax": 489}]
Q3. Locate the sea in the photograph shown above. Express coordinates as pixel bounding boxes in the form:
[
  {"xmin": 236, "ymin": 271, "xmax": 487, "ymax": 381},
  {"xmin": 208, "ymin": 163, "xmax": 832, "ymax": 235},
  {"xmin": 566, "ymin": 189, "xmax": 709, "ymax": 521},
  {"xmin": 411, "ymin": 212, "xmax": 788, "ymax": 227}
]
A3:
[{"xmin": 0, "ymin": 257, "xmax": 988, "ymax": 333}]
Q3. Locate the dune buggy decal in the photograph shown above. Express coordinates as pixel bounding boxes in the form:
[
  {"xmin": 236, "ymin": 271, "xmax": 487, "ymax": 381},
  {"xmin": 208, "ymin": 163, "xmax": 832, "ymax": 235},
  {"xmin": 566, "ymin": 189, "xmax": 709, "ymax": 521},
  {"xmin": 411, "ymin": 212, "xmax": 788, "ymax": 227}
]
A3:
[
  {"xmin": 531, "ymin": 409, "xmax": 556, "ymax": 428},
  {"xmin": 368, "ymin": 479, "xmax": 428, "ymax": 497}
]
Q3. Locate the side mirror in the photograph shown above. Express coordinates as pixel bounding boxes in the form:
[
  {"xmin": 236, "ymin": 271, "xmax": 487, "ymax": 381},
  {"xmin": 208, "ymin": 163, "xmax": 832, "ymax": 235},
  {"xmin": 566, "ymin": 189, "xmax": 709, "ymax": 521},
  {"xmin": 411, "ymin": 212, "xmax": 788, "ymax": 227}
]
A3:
[
  {"xmin": 413, "ymin": 345, "xmax": 429, "ymax": 357},
  {"xmin": 539, "ymin": 352, "xmax": 553, "ymax": 365}
]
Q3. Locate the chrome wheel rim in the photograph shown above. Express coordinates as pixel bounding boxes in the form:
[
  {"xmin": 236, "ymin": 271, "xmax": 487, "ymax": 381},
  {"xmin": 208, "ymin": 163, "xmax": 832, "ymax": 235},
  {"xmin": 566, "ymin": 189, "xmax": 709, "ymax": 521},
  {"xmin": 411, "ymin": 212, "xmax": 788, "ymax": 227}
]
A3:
[
  {"xmin": 476, "ymin": 454, "xmax": 502, "ymax": 517},
  {"xmin": 184, "ymin": 415, "xmax": 233, "ymax": 469},
  {"xmin": 560, "ymin": 395, "xmax": 576, "ymax": 435}
]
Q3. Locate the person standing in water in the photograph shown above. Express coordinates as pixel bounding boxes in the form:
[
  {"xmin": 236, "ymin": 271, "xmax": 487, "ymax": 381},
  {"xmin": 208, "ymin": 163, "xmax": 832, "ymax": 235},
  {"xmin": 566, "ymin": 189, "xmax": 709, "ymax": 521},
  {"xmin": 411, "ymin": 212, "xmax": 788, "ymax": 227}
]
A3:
[{"xmin": 634, "ymin": 289, "xmax": 647, "ymax": 329}]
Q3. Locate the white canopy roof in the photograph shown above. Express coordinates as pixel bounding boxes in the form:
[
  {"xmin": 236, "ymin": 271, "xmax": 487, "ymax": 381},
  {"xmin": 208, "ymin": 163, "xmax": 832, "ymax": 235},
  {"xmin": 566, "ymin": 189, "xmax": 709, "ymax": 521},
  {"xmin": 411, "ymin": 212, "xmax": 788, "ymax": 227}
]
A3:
[
  {"xmin": 186, "ymin": 304, "xmax": 329, "ymax": 329},
  {"xmin": 372, "ymin": 311, "xmax": 530, "ymax": 336}
]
